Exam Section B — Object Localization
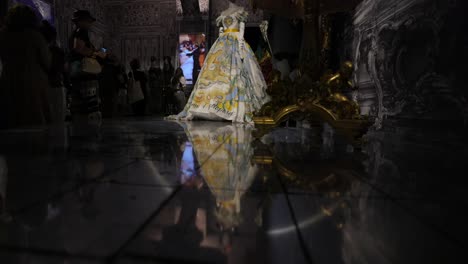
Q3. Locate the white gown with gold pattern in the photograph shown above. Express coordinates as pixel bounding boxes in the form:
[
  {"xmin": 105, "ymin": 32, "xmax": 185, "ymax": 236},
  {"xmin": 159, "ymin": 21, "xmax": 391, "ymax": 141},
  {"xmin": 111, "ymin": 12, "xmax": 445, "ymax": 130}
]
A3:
[
  {"xmin": 168, "ymin": 4, "xmax": 270, "ymax": 123},
  {"xmin": 179, "ymin": 121, "xmax": 257, "ymax": 227}
]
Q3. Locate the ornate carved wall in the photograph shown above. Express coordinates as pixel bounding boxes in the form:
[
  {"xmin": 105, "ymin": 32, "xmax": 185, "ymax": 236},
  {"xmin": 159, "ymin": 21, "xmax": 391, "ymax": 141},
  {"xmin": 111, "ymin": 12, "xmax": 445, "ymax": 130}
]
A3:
[
  {"xmin": 54, "ymin": 0, "xmax": 108, "ymax": 52},
  {"xmin": 104, "ymin": 0, "xmax": 177, "ymax": 70},
  {"xmin": 53, "ymin": 0, "xmax": 176, "ymax": 71},
  {"xmin": 341, "ymin": 125, "xmax": 466, "ymax": 263},
  {"xmin": 350, "ymin": 0, "xmax": 468, "ymax": 126}
]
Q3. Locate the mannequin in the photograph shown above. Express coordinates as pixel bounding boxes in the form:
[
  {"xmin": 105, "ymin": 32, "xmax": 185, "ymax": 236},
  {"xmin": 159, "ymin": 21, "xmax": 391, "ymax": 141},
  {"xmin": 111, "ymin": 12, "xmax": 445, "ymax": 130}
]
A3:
[
  {"xmin": 219, "ymin": 1, "xmax": 246, "ymax": 59},
  {"xmin": 167, "ymin": 0, "xmax": 269, "ymax": 123}
]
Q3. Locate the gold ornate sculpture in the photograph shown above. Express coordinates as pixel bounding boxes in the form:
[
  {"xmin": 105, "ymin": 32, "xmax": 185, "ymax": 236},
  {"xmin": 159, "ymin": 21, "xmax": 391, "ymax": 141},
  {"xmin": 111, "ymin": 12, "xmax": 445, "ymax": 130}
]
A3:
[
  {"xmin": 256, "ymin": 70, "xmax": 290, "ymax": 116},
  {"xmin": 314, "ymin": 61, "xmax": 361, "ymax": 119},
  {"xmin": 254, "ymin": 61, "xmax": 370, "ymax": 145}
]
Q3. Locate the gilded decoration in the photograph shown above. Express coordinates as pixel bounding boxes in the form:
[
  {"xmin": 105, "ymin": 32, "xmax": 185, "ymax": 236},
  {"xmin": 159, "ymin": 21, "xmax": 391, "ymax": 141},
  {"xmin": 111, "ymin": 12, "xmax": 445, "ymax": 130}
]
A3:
[
  {"xmin": 250, "ymin": 135, "xmax": 361, "ymax": 228},
  {"xmin": 249, "ymin": 0, "xmax": 370, "ymax": 144},
  {"xmin": 253, "ymin": 57, "xmax": 370, "ymax": 145}
]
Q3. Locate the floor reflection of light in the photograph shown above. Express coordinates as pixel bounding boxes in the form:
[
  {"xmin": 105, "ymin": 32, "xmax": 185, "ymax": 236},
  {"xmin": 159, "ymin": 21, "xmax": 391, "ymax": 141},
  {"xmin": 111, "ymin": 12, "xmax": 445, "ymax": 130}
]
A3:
[
  {"xmin": 132, "ymin": 133, "xmax": 172, "ymax": 192},
  {"xmin": 267, "ymin": 213, "xmax": 326, "ymax": 236},
  {"xmin": 144, "ymin": 156, "xmax": 171, "ymax": 193},
  {"xmin": 267, "ymin": 202, "xmax": 340, "ymax": 236},
  {"xmin": 181, "ymin": 142, "xmax": 196, "ymax": 184}
]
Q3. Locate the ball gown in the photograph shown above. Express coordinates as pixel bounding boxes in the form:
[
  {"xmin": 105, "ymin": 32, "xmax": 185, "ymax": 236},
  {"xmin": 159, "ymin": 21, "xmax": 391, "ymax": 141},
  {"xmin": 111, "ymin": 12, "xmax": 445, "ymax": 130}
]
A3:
[{"xmin": 168, "ymin": 6, "xmax": 270, "ymax": 123}]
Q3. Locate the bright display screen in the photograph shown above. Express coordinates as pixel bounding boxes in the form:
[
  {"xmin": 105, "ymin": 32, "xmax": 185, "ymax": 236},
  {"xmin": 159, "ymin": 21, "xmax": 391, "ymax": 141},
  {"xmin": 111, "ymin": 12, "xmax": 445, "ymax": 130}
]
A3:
[{"xmin": 178, "ymin": 34, "xmax": 207, "ymax": 85}]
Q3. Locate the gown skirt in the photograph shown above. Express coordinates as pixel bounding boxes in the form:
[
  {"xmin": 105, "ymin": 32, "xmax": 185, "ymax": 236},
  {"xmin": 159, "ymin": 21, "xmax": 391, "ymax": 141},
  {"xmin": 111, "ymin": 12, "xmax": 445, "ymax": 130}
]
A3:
[{"xmin": 169, "ymin": 32, "xmax": 270, "ymax": 123}]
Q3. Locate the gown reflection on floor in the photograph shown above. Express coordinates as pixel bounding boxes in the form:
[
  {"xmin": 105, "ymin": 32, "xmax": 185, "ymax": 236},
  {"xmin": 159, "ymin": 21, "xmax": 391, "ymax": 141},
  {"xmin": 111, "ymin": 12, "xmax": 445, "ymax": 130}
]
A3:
[
  {"xmin": 178, "ymin": 121, "xmax": 258, "ymax": 232},
  {"xmin": 180, "ymin": 141, "xmax": 196, "ymax": 185},
  {"xmin": 0, "ymin": 118, "xmax": 465, "ymax": 263}
]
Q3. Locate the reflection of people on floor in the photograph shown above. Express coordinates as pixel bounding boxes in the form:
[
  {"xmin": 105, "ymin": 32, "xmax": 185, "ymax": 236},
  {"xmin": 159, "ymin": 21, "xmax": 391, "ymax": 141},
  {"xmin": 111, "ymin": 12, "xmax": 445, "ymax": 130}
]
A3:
[
  {"xmin": 156, "ymin": 172, "xmax": 227, "ymax": 263},
  {"xmin": 0, "ymin": 153, "xmax": 69, "ymax": 262},
  {"xmin": 321, "ymin": 123, "xmax": 335, "ymax": 159}
]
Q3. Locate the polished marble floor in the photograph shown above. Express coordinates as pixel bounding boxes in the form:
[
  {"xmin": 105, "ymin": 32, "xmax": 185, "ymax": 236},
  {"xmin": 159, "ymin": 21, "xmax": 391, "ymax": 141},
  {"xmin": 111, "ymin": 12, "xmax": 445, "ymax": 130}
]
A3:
[{"xmin": 0, "ymin": 117, "xmax": 467, "ymax": 263}]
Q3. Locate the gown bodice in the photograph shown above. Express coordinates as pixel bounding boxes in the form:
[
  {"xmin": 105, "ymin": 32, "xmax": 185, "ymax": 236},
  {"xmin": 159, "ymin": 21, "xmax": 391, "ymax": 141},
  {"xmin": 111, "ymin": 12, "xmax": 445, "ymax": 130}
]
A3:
[
  {"xmin": 216, "ymin": 8, "xmax": 248, "ymax": 31},
  {"xmin": 222, "ymin": 15, "xmax": 240, "ymax": 30}
]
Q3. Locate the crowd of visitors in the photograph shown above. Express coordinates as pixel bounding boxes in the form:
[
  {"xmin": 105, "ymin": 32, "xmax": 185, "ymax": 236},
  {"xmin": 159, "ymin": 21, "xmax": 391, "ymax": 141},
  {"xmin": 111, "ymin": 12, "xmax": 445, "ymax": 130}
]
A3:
[
  {"xmin": 0, "ymin": 5, "xmax": 185, "ymax": 138},
  {"xmin": 0, "ymin": 5, "xmax": 51, "ymax": 129}
]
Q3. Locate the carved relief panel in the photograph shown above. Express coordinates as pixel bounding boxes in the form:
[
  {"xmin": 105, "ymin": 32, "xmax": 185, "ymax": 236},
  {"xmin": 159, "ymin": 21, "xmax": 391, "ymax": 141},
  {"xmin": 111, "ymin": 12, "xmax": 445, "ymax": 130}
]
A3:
[
  {"xmin": 105, "ymin": 0, "xmax": 177, "ymax": 69},
  {"xmin": 121, "ymin": 2, "xmax": 163, "ymax": 27},
  {"xmin": 351, "ymin": 0, "xmax": 467, "ymax": 125},
  {"xmin": 54, "ymin": 0, "xmax": 108, "ymax": 51},
  {"xmin": 122, "ymin": 37, "xmax": 166, "ymax": 71}
]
